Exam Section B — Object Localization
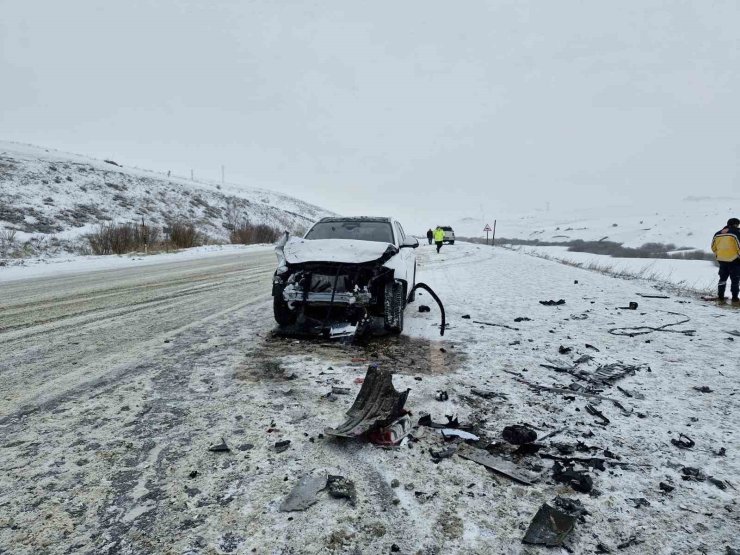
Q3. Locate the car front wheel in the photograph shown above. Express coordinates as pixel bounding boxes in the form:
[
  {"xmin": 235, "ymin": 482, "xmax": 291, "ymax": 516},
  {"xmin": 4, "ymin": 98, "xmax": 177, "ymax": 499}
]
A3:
[
  {"xmin": 273, "ymin": 294, "xmax": 297, "ymax": 326},
  {"xmin": 384, "ymin": 280, "xmax": 405, "ymax": 333}
]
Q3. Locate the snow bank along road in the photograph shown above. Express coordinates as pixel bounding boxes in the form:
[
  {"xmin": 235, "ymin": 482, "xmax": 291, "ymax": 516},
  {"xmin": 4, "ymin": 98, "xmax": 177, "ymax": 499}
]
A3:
[{"xmin": 1, "ymin": 243, "xmax": 738, "ymax": 554}]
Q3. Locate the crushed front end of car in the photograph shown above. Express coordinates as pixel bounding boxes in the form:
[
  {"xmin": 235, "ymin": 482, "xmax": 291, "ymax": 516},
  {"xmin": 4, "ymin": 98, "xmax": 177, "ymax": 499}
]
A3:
[{"xmin": 272, "ymin": 236, "xmax": 401, "ymax": 338}]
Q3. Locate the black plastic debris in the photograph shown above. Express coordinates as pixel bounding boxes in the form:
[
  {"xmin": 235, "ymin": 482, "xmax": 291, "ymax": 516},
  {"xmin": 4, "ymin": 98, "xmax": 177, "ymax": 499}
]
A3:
[
  {"xmin": 681, "ymin": 466, "xmax": 706, "ymax": 482},
  {"xmin": 189, "ymin": 470, "xmax": 198, "ymax": 479},
  {"xmin": 514, "ymin": 317, "xmax": 532, "ymax": 322},
  {"xmin": 629, "ymin": 498, "xmax": 650, "ymax": 509},
  {"xmin": 659, "ymin": 481, "xmax": 674, "ymax": 493},
  {"xmin": 585, "ymin": 344, "xmax": 600, "ymax": 352},
  {"xmin": 617, "ymin": 536, "xmax": 643, "ymax": 550},
  {"xmin": 693, "ymin": 386, "xmax": 713, "ymax": 393},
  {"xmin": 435, "ymin": 390, "xmax": 449, "ymax": 401},
  {"xmin": 325, "ymin": 366, "xmax": 410, "ymax": 439},
  {"xmin": 671, "ymin": 434, "xmax": 695, "ymax": 449},
  {"xmin": 462, "ymin": 314, "xmax": 471, "ymax": 319},
  {"xmin": 708, "ymin": 477, "xmax": 727, "ymax": 490},
  {"xmin": 237, "ymin": 443, "xmax": 254, "ymax": 452},
  {"xmin": 522, "ymin": 497, "xmax": 584, "ymax": 547},
  {"xmin": 208, "ymin": 438, "xmax": 230, "ymax": 453},
  {"xmin": 275, "ymin": 440, "xmax": 291, "ymax": 453},
  {"xmin": 430, "ymin": 445, "xmax": 458, "ymax": 463},
  {"xmin": 280, "ymin": 473, "xmax": 328, "ymax": 512},
  {"xmin": 418, "ymin": 305, "xmax": 431, "ymax": 313},
  {"xmin": 585, "ymin": 404, "xmax": 610, "ymax": 426},
  {"xmin": 502, "ymin": 425, "xmax": 537, "ymax": 445},
  {"xmin": 540, "ymin": 299, "xmax": 566, "ymax": 306},
  {"xmin": 332, "ymin": 386, "xmax": 351, "ymax": 395},
  {"xmin": 458, "ymin": 444, "xmax": 535, "ymax": 485},
  {"xmin": 327, "ymin": 475, "xmax": 357, "ymax": 506},
  {"xmin": 559, "ymin": 345, "xmax": 572, "ymax": 354},
  {"xmin": 470, "ymin": 388, "xmax": 505, "ymax": 400},
  {"xmin": 617, "ymin": 302, "xmax": 638, "ymax": 310},
  {"xmin": 418, "ymin": 414, "xmax": 472, "ymax": 431},
  {"xmin": 591, "ymin": 363, "xmax": 644, "ymax": 387},
  {"xmin": 715, "ymin": 447, "xmax": 727, "ymax": 457},
  {"xmin": 552, "ymin": 461, "xmax": 593, "ymax": 493}
]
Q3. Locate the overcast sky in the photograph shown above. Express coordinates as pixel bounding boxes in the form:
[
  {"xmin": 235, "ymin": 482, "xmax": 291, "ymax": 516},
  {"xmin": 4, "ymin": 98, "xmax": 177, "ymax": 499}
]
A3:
[{"xmin": 2, "ymin": 0, "xmax": 739, "ymax": 232}]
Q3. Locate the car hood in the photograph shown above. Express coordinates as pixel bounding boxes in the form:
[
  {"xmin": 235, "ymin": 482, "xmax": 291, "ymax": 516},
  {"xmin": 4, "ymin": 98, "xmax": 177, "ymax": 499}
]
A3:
[{"xmin": 283, "ymin": 238, "xmax": 399, "ymax": 265}]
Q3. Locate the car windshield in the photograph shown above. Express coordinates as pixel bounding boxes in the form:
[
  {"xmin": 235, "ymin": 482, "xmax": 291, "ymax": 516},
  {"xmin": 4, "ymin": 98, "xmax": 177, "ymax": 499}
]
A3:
[{"xmin": 305, "ymin": 221, "xmax": 394, "ymax": 243}]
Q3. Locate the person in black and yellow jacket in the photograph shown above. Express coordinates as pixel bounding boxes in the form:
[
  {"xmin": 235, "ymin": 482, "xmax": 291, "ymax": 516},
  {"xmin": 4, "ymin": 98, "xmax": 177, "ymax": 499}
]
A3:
[{"xmin": 711, "ymin": 217, "xmax": 740, "ymax": 303}]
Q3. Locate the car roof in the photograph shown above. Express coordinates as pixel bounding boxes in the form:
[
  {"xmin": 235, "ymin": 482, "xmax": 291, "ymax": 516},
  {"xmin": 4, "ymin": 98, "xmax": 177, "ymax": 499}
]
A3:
[{"xmin": 317, "ymin": 216, "xmax": 393, "ymax": 223}]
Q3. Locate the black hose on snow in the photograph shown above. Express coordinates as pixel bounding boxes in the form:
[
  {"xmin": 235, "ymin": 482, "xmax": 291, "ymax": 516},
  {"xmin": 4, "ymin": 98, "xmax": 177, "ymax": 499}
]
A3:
[{"xmin": 410, "ymin": 282, "xmax": 446, "ymax": 336}]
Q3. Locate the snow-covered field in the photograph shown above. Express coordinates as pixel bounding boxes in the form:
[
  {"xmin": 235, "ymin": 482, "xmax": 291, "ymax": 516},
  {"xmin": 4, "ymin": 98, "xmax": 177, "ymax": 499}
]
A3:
[
  {"xmin": 0, "ymin": 141, "xmax": 333, "ymax": 257},
  {"xmin": 452, "ymin": 197, "xmax": 738, "ymax": 251},
  {"xmin": 516, "ymin": 245, "xmax": 719, "ymax": 294},
  {"xmin": 1, "ymin": 241, "xmax": 737, "ymax": 554}
]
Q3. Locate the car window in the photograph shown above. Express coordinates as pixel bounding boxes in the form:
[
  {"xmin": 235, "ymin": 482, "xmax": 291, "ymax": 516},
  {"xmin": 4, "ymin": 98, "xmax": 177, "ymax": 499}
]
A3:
[
  {"xmin": 305, "ymin": 221, "xmax": 394, "ymax": 243},
  {"xmin": 394, "ymin": 222, "xmax": 406, "ymax": 243}
]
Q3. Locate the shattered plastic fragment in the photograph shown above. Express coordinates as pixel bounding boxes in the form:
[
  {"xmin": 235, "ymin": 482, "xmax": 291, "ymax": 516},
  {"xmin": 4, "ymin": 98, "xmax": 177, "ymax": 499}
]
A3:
[
  {"xmin": 522, "ymin": 497, "xmax": 584, "ymax": 547},
  {"xmin": 279, "ymin": 473, "xmax": 328, "ymax": 512},
  {"xmin": 440, "ymin": 429, "xmax": 479, "ymax": 441},
  {"xmin": 208, "ymin": 438, "xmax": 230, "ymax": 453},
  {"xmin": 325, "ymin": 366, "xmax": 409, "ymax": 438},
  {"xmin": 671, "ymin": 434, "xmax": 695, "ymax": 449},
  {"xmin": 540, "ymin": 299, "xmax": 566, "ymax": 306}
]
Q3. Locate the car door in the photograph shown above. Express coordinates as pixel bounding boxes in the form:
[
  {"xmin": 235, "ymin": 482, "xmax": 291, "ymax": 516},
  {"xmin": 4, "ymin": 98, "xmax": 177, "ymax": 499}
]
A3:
[{"xmin": 394, "ymin": 222, "xmax": 416, "ymax": 288}]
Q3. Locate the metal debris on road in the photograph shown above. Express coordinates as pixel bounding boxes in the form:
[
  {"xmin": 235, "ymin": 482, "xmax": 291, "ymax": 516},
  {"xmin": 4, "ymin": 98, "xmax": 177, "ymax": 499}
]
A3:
[
  {"xmin": 522, "ymin": 496, "xmax": 584, "ymax": 547},
  {"xmin": 457, "ymin": 444, "xmax": 535, "ymax": 485}
]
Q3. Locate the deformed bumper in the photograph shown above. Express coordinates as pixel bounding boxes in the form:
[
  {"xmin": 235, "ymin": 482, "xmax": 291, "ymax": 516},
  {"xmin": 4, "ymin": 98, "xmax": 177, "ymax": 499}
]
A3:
[{"xmin": 282, "ymin": 289, "xmax": 373, "ymax": 305}]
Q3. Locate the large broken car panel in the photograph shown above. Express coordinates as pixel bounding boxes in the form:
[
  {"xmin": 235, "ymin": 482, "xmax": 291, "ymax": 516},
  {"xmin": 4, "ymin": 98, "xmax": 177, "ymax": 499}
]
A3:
[
  {"xmin": 325, "ymin": 365, "xmax": 410, "ymax": 439},
  {"xmin": 272, "ymin": 217, "xmax": 418, "ymax": 334}
]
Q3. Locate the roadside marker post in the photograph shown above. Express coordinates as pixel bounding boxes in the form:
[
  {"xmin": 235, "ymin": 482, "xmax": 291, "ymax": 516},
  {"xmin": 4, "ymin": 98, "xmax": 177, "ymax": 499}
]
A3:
[{"xmin": 492, "ymin": 220, "xmax": 497, "ymax": 247}]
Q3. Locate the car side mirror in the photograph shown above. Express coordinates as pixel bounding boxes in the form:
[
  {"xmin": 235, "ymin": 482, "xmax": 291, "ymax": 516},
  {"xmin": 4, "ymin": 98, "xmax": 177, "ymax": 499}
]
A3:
[{"xmin": 401, "ymin": 238, "xmax": 419, "ymax": 249}]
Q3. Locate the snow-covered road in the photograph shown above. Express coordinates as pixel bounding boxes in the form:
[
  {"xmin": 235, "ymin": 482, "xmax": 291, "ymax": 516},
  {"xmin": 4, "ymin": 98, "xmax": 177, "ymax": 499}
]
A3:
[{"xmin": 0, "ymin": 242, "xmax": 737, "ymax": 554}]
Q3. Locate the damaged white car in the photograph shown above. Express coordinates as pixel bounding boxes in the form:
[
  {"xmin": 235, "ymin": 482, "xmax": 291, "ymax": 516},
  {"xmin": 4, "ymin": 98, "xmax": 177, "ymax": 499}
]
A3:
[{"xmin": 272, "ymin": 217, "xmax": 419, "ymax": 336}]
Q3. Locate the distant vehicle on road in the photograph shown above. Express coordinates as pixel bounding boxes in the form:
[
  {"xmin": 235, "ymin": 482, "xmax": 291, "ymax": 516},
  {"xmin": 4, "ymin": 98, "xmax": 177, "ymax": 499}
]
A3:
[
  {"xmin": 272, "ymin": 217, "xmax": 419, "ymax": 335},
  {"xmin": 440, "ymin": 226, "xmax": 455, "ymax": 244}
]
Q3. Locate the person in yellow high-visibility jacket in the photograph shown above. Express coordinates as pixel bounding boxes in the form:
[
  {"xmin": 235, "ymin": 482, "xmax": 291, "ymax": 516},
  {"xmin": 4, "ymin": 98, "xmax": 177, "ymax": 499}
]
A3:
[
  {"xmin": 433, "ymin": 227, "xmax": 445, "ymax": 253},
  {"xmin": 711, "ymin": 217, "xmax": 740, "ymax": 303}
]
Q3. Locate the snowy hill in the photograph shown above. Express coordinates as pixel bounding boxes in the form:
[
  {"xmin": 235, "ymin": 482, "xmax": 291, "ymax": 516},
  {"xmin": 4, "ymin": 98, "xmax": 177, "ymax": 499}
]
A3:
[
  {"xmin": 452, "ymin": 198, "xmax": 739, "ymax": 251},
  {"xmin": 0, "ymin": 141, "xmax": 334, "ymax": 256}
]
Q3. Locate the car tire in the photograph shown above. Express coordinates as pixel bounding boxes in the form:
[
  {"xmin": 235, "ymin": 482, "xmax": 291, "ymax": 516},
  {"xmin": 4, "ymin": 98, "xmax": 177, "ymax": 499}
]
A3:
[
  {"xmin": 384, "ymin": 280, "xmax": 405, "ymax": 333},
  {"xmin": 449, "ymin": 240, "xmax": 455, "ymax": 245},
  {"xmin": 273, "ymin": 294, "xmax": 297, "ymax": 326}
]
